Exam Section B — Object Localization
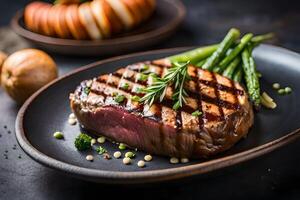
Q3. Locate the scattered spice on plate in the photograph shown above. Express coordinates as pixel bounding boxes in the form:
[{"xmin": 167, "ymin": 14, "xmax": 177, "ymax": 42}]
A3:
[
  {"xmin": 272, "ymin": 83, "xmax": 280, "ymax": 90},
  {"xmin": 113, "ymin": 151, "xmax": 122, "ymax": 159},
  {"xmin": 68, "ymin": 118, "xmax": 77, "ymax": 125},
  {"xmin": 86, "ymin": 155, "xmax": 94, "ymax": 161},
  {"xmin": 91, "ymin": 139, "xmax": 96, "ymax": 146},
  {"xmin": 68, "ymin": 113, "xmax": 77, "ymax": 125},
  {"xmin": 96, "ymin": 146, "xmax": 107, "ymax": 155},
  {"xmin": 69, "ymin": 113, "xmax": 76, "ymax": 119},
  {"xmin": 180, "ymin": 158, "xmax": 189, "ymax": 163},
  {"xmin": 278, "ymin": 89, "xmax": 285, "ymax": 95},
  {"xmin": 123, "ymin": 157, "xmax": 131, "ymax": 165},
  {"xmin": 103, "ymin": 153, "xmax": 111, "ymax": 160},
  {"xmin": 125, "ymin": 152, "xmax": 135, "ymax": 158},
  {"xmin": 97, "ymin": 136, "xmax": 106, "ymax": 144},
  {"xmin": 118, "ymin": 143, "xmax": 126, "ymax": 150},
  {"xmin": 285, "ymin": 87, "xmax": 292, "ymax": 94},
  {"xmin": 170, "ymin": 157, "xmax": 179, "ymax": 164},
  {"xmin": 144, "ymin": 155, "xmax": 152, "ymax": 162},
  {"xmin": 53, "ymin": 131, "xmax": 64, "ymax": 139},
  {"xmin": 137, "ymin": 160, "xmax": 145, "ymax": 168},
  {"xmin": 272, "ymin": 83, "xmax": 292, "ymax": 95}
]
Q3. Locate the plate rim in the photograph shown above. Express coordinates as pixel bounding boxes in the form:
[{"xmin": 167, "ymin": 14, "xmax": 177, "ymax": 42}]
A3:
[
  {"xmin": 15, "ymin": 45, "xmax": 300, "ymax": 184},
  {"xmin": 10, "ymin": 0, "xmax": 186, "ymax": 47}
]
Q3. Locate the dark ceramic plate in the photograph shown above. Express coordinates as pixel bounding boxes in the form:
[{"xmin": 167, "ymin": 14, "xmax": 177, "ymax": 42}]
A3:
[
  {"xmin": 16, "ymin": 45, "xmax": 300, "ymax": 184},
  {"xmin": 10, "ymin": 0, "xmax": 185, "ymax": 56}
]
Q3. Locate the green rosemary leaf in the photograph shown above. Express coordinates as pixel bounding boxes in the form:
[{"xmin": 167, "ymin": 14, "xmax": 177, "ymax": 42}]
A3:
[{"xmin": 140, "ymin": 61, "xmax": 190, "ymax": 109}]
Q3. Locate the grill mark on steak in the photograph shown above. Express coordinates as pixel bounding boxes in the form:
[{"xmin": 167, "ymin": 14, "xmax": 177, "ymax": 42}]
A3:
[
  {"xmin": 95, "ymin": 73, "xmax": 237, "ymax": 118},
  {"xmin": 121, "ymin": 62, "xmax": 245, "ymax": 103},
  {"xmin": 211, "ymin": 72, "xmax": 225, "ymax": 120},
  {"xmin": 199, "ymin": 79, "xmax": 244, "ymax": 96},
  {"xmin": 113, "ymin": 68, "xmax": 149, "ymax": 86},
  {"xmin": 97, "ymin": 73, "xmax": 239, "ymax": 111},
  {"xmin": 97, "ymin": 76, "xmax": 140, "ymax": 95},
  {"xmin": 229, "ymin": 79, "xmax": 239, "ymax": 105},
  {"xmin": 194, "ymin": 67, "xmax": 204, "ymax": 131},
  {"xmin": 87, "ymin": 61, "xmax": 245, "ymax": 126}
]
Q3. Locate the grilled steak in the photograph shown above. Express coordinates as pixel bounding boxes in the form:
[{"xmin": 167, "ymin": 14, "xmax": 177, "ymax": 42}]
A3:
[{"xmin": 70, "ymin": 59, "xmax": 254, "ymax": 158}]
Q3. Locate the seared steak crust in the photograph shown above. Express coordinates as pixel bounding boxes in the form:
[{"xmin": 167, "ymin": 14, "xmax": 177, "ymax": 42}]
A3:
[{"xmin": 70, "ymin": 59, "xmax": 254, "ymax": 158}]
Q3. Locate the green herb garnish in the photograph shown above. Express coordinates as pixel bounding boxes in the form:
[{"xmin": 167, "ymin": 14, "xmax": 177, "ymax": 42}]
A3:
[
  {"xmin": 137, "ymin": 73, "xmax": 148, "ymax": 82},
  {"xmin": 74, "ymin": 133, "xmax": 92, "ymax": 151},
  {"xmin": 272, "ymin": 83, "xmax": 280, "ymax": 90},
  {"xmin": 120, "ymin": 82, "xmax": 129, "ymax": 90},
  {"xmin": 114, "ymin": 95, "xmax": 125, "ymax": 103},
  {"xmin": 278, "ymin": 89, "xmax": 285, "ymax": 95},
  {"xmin": 53, "ymin": 131, "xmax": 64, "ymax": 139},
  {"xmin": 135, "ymin": 87, "xmax": 145, "ymax": 94},
  {"xmin": 131, "ymin": 95, "xmax": 141, "ymax": 102},
  {"xmin": 125, "ymin": 152, "xmax": 135, "ymax": 158},
  {"xmin": 150, "ymin": 73, "xmax": 159, "ymax": 79},
  {"xmin": 141, "ymin": 64, "xmax": 150, "ymax": 72},
  {"xmin": 284, "ymin": 87, "xmax": 292, "ymax": 94},
  {"xmin": 96, "ymin": 146, "xmax": 107, "ymax": 155},
  {"xmin": 83, "ymin": 86, "xmax": 91, "ymax": 95},
  {"xmin": 119, "ymin": 143, "xmax": 126, "ymax": 150},
  {"xmin": 191, "ymin": 110, "xmax": 202, "ymax": 117},
  {"xmin": 140, "ymin": 61, "xmax": 190, "ymax": 110}
]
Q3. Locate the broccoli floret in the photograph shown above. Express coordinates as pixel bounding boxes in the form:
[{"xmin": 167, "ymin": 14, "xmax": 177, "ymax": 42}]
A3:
[{"xmin": 74, "ymin": 133, "xmax": 92, "ymax": 151}]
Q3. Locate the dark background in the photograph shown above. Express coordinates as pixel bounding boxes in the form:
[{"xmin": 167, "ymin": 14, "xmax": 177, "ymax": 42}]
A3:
[{"xmin": 0, "ymin": 0, "xmax": 300, "ymax": 199}]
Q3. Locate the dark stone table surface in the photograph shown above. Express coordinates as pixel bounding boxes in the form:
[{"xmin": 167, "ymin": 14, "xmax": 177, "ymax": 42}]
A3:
[{"xmin": 0, "ymin": 0, "xmax": 300, "ymax": 199}]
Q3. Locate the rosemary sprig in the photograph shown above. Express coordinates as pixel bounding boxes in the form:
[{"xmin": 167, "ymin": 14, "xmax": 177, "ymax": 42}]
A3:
[{"xmin": 140, "ymin": 61, "xmax": 190, "ymax": 110}]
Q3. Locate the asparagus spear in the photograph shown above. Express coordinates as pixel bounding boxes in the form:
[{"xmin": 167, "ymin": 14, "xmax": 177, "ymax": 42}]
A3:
[
  {"xmin": 168, "ymin": 32, "xmax": 272, "ymax": 65},
  {"xmin": 242, "ymin": 47, "xmax": 261, "ymax": 107},
  {"xmin": 213, "ymin": 47, "xmax": 235, "ymax": 73},
  {"xmin": 202, "ymin": 28, "xmax": 240, "ymax": 71},
  {"xmin": 233, "ymin": 67, "xmax": 243, "ymax": 82},
  {"xmin": 247, "ymin": 33, "xmax": 275, "ymax": 52},
  {"xmin": 217, "ymin": 33, "xmax": 253, "ymax": 73},
  {"xmin": 213, "ymin": 66, "xmax": 222, "ymax": 73},
  {"xmin": 251, "ymin": 33, "xmax": 274, "ymax": 45},
  {"xmin": 195, "ymin": 58, "xmax": 207, "ymax": 67},
  {"xmin": 223, "ymin": 57, "xmax": 241, "ymax": 79},
  {"xmin": 168, "ymin": 44, "xmax": 218, "ymax": 64}
]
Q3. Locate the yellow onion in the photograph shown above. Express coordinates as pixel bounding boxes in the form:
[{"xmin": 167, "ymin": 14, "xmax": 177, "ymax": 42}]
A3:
[
  {"xmin": 0, "ymin": 51, "xmax": 8, "ymax": 83},
  {"xmin": 1, "ymin": 49, "xmax": 58, "ymax": 104}
]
